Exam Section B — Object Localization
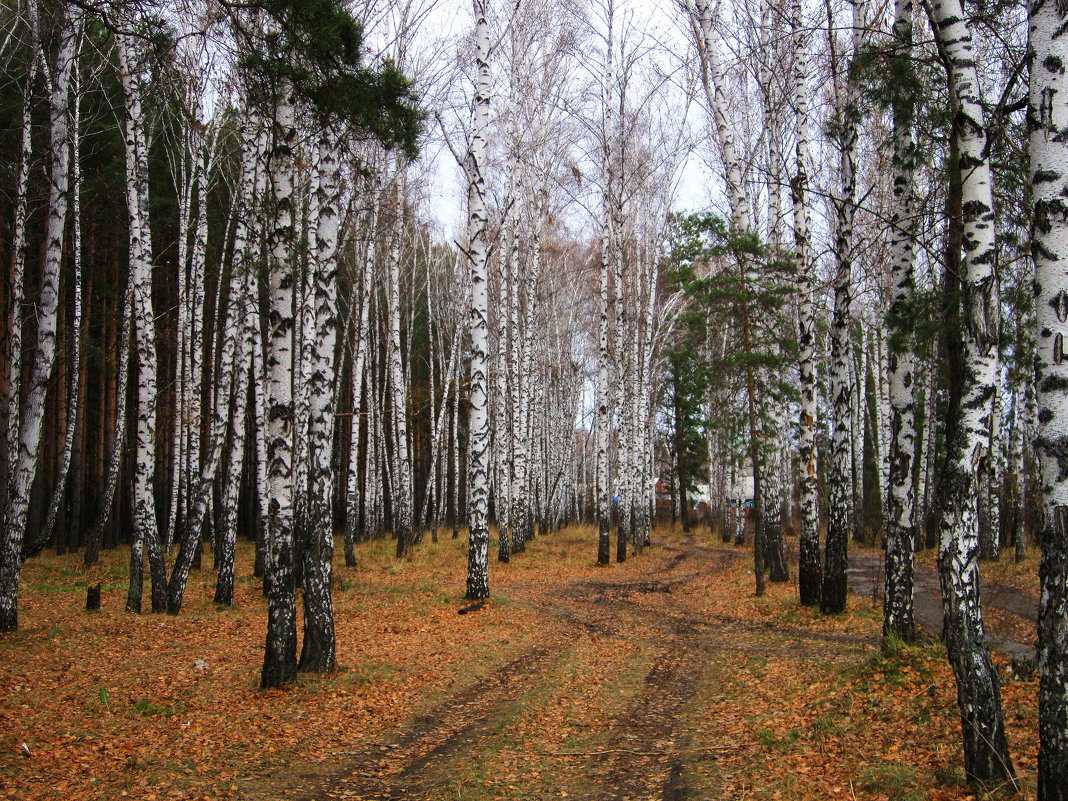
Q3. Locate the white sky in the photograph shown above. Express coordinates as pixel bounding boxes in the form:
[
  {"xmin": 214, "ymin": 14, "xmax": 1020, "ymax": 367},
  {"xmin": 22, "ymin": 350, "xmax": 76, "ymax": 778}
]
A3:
[{"xmin": 353, "ymin": 0, "xmax": 716, "ymax": 237}]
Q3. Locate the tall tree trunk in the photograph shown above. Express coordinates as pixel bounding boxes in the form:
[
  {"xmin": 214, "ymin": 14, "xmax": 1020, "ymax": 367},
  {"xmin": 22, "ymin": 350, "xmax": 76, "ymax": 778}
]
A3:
[
  {"xmin": 929, "ymin": 0, "xmax": 1015, "ymax": 782},
  {"xmin": 37, "ymin": 51, "xmax": 83, "ymax": 556},
  {"xmin": 1029, "ymin": 0, "xmax": 1068, "ymax": 793},
  {"xmin": 821, "ymin": 0, "xmax": 865, "ymax": 615},
  {"xmin": 792, "ymin": 0, "xmax": 820, "ymax": 606},
  {"xmin": 388, "ymin": 178, "xmax": 414, "ymax": 559},
  {"xmin": 0, "ymin": 4, "xmax": 79, "ymax": 631},
  {"xmin": 4, "ymin": 2, "xmax": 39, "ymax": 497},
  {"xmin": 213, "ymin": 273, "xmax": 253, "ymax": 607},
  {"xmin": 345, "ymin": 181, "xmax": 380, "ymax": 561},
  {"xmin": 116, "ymin": 32, "xmax": 169, "ymax": 614},
  {"xmin": 299, "ymin": 129, "xmax": 341, "ymax": 673},
  {"xmin": 260, "ymin": 76, "xmax": 299, "ymax": 689},
  {"xmin": 595, "ymin": 4, "xmax": 617, "ymax": 567},
  {"xmin": 464, "ymin": 0, "xmax": 492, "ymax": 601},
  {"xmin": 166, "ymin": 139, "xmax": 241, "ymax": 614},
  {"xmin": 214, "ymin": 110, "xmax": 265, "ymax": 605},
  {"xmin": 694, "ymin": 0, "xmax": 768, "ymax": 593},
  {"xmin": 883, "ymin": 0, "xmax": 919, "ymax": 644}
]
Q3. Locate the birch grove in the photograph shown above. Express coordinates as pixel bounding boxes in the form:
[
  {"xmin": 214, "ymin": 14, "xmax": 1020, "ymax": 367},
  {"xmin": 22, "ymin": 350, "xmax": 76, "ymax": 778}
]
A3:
[{"xmin": 0, "ymin": 0, "xmax": 1061, "ymax": 785}]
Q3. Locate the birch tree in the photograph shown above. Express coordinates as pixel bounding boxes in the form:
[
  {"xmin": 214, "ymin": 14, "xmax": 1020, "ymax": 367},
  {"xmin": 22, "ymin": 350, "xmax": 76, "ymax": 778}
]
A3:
[
  {"xmin": 1029, "ymin": 0, "xmax": 1068, "ymax": 792},
  {"xmin": 0, "ymin": 2, "xmax": 80, "ymax": 631},
  {"xmin": 928, "ymin": 0, "xmax": 1015, "ymax": 781},
  {"xmin": 882, "ymin": 0, "xmax": 920, "ymax": 643},
  {"xmin": 821, "ymin": 0, "xmax": 866, "ymax": 615},
  {"xmin": 791, "ymin": 0, "xmax": 820, "ymax": 606},
  {"xmin": 464, "ymin": 0, "xmax": 492, "ymax": 601},
  {"xmin": 117, "ymin": 29, "xmax": 173, "ymax": 614},
  {"xmin": 259, "ymin": 62, "xmax": 299, "ymax": 687},
  {"xmin": 298, "ymin": 125, "xmax": 342, "ymax": 673}
]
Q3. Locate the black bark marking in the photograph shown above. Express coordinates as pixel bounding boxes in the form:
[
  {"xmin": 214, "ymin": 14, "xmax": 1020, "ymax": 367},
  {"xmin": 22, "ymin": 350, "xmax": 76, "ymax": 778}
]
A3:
[
  {"xmin": 1041, "ymin": 374, "xmax": 1068, "ymax": 395},
  {"xmin": 1053, "ymin": 290, "xmax": 1068, "ymax": 323}
]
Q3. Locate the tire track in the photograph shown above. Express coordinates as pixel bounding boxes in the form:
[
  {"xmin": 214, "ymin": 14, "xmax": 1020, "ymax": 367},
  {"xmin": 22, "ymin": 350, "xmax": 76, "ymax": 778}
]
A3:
[{"xmin": 305, "ymin": 536, "xmax": 732, "ymax": 801}]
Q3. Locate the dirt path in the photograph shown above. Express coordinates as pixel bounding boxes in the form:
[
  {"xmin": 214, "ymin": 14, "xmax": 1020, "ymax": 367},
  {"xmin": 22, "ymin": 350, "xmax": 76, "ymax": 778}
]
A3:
[
  {"xmin": 847, "ymin": 549, "xmax": 1037, "ymax": 663},
  {"xmin": 305, "ymin": 539, "xmax": 717, "ymax": 800},
  {"xmin": 303, "ymin": 537, "xmax": 878, "ymax": 801}
]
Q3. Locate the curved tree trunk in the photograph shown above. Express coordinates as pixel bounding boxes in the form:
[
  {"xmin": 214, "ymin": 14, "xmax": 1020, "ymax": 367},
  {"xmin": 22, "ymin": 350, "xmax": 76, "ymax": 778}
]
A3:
[
  {"xmin": 0, "ymin": 4, "xmax": 80, "ymax": 631},
  {"xmin": 37, "ymin": 50, "xmax": 83, "ymax": 555},
  {"xmin": 929, "ymin": 0, "xmax": 1015, "ymax": 782}
]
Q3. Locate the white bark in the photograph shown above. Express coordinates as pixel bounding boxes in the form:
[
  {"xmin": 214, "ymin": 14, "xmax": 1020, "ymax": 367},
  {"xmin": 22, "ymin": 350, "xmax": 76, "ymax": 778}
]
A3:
[
  {"xmin": 883, "ymin": 0, "xmax": 920, "ymax": 641},
  {"xmin": 388, "ymin": 176, "xmax": 414, "ymax": 558},
  {"xmin": 116, "ymin": 32, "xmax": 169, "ymax": 614},
  {"xmin": 821, "ymin": 0, "xmax": 866, "ymax": 614},
  {"xmin": 929, "ymin": 0, "xmax": 1014, "ymax": 780},
  {"xmin": 346, "ymin": 179, "xmax": 381, "ymax": 558},
  {"xmin": 39, "ymin": 49, "xmax": 83, "ymax": 552},
  {"xmin": 792, "ymin": 0, "xmax": 820, "ymax": 606},
  {"xmin": 261, "ymin": 75, "xmax": 298, "ymax": 688},
  {"xmin": 299, "ymin": 127, "xmax": 342, "ymax": 672},
  {"xmin": 0, "ymin": 3, "xmax": 80, "ymax": 631},
  {"xmin": 1029, "ymin": 0, "xmax": 1068, "ymax": 789},
  {"xmin": 4, "ymin": 4, "xmax": 39, "ymax": 485},
  {"xmin": 465, "ymin": 0, "xmax": 492, "ymax": 600}
]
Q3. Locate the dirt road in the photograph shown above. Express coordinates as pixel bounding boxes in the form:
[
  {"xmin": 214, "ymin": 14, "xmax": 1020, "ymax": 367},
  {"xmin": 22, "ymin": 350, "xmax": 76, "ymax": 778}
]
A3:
[{"xmin": 303, "ymin": 536, "xmax": 879, "ymax": 801}]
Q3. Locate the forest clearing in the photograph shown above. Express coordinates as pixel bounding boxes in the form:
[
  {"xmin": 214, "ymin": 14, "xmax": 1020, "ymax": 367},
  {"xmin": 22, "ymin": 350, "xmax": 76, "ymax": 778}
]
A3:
[{"xmin": 0, "ymin": 527, "xmax": 1042, "ymax": 800}]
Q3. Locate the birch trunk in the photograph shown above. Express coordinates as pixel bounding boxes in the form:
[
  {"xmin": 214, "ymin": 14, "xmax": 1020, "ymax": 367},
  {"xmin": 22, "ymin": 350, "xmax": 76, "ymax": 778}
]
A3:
[
  {"xmin": 1013, "ymin": 385, "xmax": 1027, "ymax": 564},
  {"xmin": 821, "ymin": 0, "xmax": 865, "ymax": 614},
  {"xmin": 213, "ymin": 273, "xmax": 253, "ymax": 607},
  {"xmin": 694, "ymin": 0, "xmax": 767, "ymax": 592},
  {"xmin": 595, "ymin": 5, "xmax": 617, "ymax": 567},
  {"xmin": 115, "ymin": 32, "xmax": 169, "ymax": 614},
  {"xmin": 184, "ymin": 134, "xmax": 210, "ymax": 554},
  {"xmin": 984, "ymin": 378, "xmax": 1003, "ymax": 561},
  {"xmin": 388, "ymin": 178, "xmax": 414, "ymax": 559},
  {"xmin": 494, "ymin": 215, "xmax": 514, "ymax": 561},
  {"xmin": 882, "ymin": 0, "xmax": 919, "ymax": 643},
  {"xmin": 299, "ymin": 130, "xmax": 341, "ymax": 673},
  {"xmin": 929, "ymin": 0, "xmax": 1015, "ymax": 781},
  {"xmin": 519, "ymin": 199, "xmax": 544, "ymax": 551},
  {"xmin": 1029, "ymin": 0, "xmax": 1068, "ymax": 791},
  {"xmin": 0, "ymin": 5, "xmax": 79, "ymax": 630},
  {"xmin": 792, "ymin": 0, "xmax": 820, "ymax": 606},
  {"xmin": 38, "ymin": 52, "xmax": 83, "ymax": 553},
  {"xmin": 261, "ymin": 77, "xmax": 299, "ymax": 688},
  {"xmin": 346, "ymin": 183, "xmax": 380, "ymax": 561},
  {"xmin": 251, "ymin": 316, "xmax": 270, "ymax": 585},
  {"xmin": 464, "ymin": 0, "xmax": 492, "ymax": 600},
  {"xmin": 214, "ymin": 109, "xmax": 264, "ymax": 604},
  {"xmin": 4, "ymin": 8, "xmax": 38, "ymax": 492}
]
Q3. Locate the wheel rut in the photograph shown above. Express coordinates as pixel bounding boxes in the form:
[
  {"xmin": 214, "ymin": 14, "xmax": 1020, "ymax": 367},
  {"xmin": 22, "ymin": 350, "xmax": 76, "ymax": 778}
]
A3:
[{"xmin": 304, "ymin": 536, "xmax": 731, "ymax": 801}]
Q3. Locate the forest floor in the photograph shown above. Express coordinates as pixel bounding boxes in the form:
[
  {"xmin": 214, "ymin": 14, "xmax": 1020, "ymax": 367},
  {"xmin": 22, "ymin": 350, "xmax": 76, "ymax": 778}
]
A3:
[{"xmin": 0, "ymin": 526, "xmax": 1040, "ymax": 801}]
